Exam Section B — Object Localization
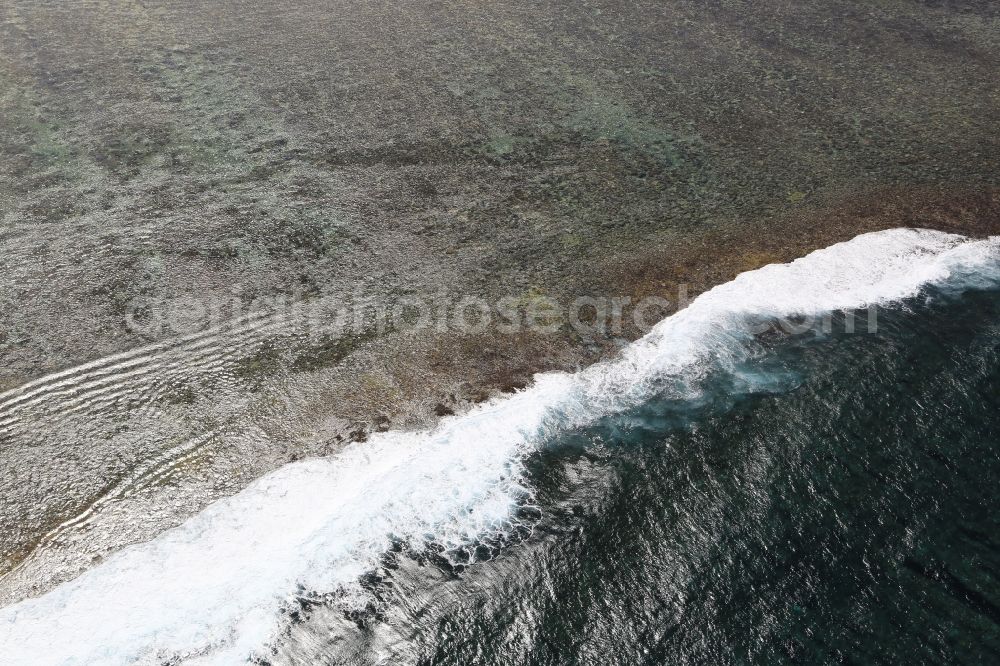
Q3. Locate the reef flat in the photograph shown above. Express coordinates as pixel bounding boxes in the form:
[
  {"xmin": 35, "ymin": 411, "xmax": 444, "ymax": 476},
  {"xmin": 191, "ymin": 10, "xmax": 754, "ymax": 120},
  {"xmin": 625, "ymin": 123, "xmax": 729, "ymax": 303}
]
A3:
[{"xmin": 1, "ymin": 0, "xmax": 998, "ymax": 602}]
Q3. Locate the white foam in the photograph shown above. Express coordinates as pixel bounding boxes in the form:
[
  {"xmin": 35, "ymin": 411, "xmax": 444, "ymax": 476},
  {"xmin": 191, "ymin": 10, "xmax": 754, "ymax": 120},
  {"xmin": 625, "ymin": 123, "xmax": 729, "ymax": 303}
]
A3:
[{"xmin": 2, "ymin": 229, "xmax": 998, "ymax": 665}]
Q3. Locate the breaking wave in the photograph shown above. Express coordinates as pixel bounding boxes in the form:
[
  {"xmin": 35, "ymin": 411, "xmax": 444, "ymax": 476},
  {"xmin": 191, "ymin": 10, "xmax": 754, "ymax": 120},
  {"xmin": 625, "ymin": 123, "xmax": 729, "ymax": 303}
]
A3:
[{"xmin": 2, "ymin": 229, "xmax": 998, "ymax": 665}]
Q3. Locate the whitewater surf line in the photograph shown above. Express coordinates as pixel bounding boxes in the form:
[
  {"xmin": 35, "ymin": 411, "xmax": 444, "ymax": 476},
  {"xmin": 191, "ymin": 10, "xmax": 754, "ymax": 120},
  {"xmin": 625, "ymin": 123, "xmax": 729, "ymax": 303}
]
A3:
[{"xmin": 1, "ymin": 229, "xmax": 998, "ymax": 665}]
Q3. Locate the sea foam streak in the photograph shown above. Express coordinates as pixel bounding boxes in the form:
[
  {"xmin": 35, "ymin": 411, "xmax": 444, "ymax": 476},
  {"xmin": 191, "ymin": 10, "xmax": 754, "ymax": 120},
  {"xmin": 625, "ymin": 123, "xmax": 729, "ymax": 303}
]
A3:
[{"xmin": 2, "ymin": 229, "xmax": 998, "ymax": 664}]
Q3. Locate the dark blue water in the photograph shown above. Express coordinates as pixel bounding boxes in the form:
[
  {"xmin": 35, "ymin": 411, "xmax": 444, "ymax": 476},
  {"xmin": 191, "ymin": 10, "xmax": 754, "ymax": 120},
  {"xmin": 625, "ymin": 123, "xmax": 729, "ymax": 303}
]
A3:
[{"xmin": 286, "ymin": 284, "xmax": 1000, "ymax": 665}]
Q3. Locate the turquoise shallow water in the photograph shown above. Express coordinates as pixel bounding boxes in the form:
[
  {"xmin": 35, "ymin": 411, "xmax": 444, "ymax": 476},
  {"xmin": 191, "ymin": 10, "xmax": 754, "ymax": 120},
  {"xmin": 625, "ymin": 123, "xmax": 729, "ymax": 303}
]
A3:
[{"xmin": 303, "ymin": 284, "xmax": 1000, "ymax": 665}]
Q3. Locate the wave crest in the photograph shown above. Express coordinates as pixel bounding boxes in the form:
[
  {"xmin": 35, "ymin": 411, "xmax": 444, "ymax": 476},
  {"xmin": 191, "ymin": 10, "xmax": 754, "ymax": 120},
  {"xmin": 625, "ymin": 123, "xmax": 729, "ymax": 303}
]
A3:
[{"xmin": 2, "ymin": 229, "xmax": 998, "ymax": 665}]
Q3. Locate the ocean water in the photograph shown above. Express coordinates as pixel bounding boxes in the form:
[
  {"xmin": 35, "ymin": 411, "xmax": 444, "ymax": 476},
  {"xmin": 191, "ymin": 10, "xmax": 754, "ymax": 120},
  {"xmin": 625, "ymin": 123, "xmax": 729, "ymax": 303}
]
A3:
[
  {"xmin": 337, "ymin": 284, "xmax": 1000, "ymax": 665},
  {"xmin": 2, "ymin": 229, "xmax": 999, "ymax": 664}
]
